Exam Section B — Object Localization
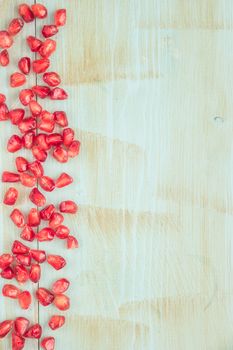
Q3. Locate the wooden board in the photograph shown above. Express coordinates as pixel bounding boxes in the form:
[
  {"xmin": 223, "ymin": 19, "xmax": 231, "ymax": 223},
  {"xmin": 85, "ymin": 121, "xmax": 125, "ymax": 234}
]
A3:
[{"xmin": 1, "ymin": 0, "xmax": 233, "ymax": 349}]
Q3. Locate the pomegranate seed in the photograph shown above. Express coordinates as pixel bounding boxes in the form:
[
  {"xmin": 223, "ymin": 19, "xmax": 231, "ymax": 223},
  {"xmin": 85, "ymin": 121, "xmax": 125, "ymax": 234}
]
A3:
[
  {"xmin": 37, "ymin": 227, "xmax": 55, "ymax": 242},
  {"xmin": 28, "ymin": 160, "xmax": 44, "ymax": 178},
  {"xmin": 59, "ymin": 200, "xmax": 78, "ymax": 214},
  {"xmin": 29, "ymin": 100, "xmax": 42, "ymax": 116},
  {"xmin": 47, "ymin": 255, "xmax": 66, "ymax": 270},
  {"xmin": 0, "ymin": 49, "xmax": 9, "ymax": 66},
  {"xmin": 2, "ymin": 284, "xmax": 21, "ymax": 299},
  {"xmin": 3, "ymin": 187, "xmax": 18, "ymax": 205},
  {"xmin": 55, "ymin": 173, "xmax": 73, "ymax": 188},
  {"xmin": 38, "ymin": 116, "xmax": 55, "ymax": 133},
  {"xmin": 53, "ymin": 146, "xmax": 68, "ymax": 163},
  {"xmin": 34, "ymin": 135, "xmax": 49, "ymax": 152},
  {"xmin": 36, "ymin": 287, "xmax": 54, "ymax": 306},
  {"xmin": 20, "ymin": 173, "xmax": 36, "ymax": 187},
  {"xmin": 24, "ymin": 324, "xmax": 42, "ymax": 339},
  {"xmin": 15, "ymin": 264, "xmax": 29, "ymax": 283},
  {"xmin": 32, "ymin": 85, "xmax": 50, "ymax": 98},
  {"xmin": 0, "ymin": 103, "xmax": 9, "ymax": 120},
  {"xmin": 0, "ymin": 320, "xmax": 14, "ymax": 338},
  {"xmin": 54, "ymin": 111, "xmax": 68, "ymax": 127},
  {"xmin": 8, "ymin": 18, "xmax": 24, "ymax": 36},
  {"xmin": 18, "ymin": 117, "xmax": 36, "ymax": 134},
  {"xmin": 50, "ymin": 87, "xmax": 68, "ymax": 100},
  {"xmin": 15, "ymin": 157, "xmax": 28, "ymax": 172},
  {"xmin": 22, "ymin": 131, "xmax": 35, "ymax": 149},
  {"xmin": 68, "ymin": 140, "xmax": 81, "ymax": 158},
  {"xmin": 2, "ymin": 171, "xmax": 20, "ymax": 182},
  {"xmin": 15, "ymin": 254, "xmax": 31, "ymax": 266},
  {"xmin": 12, "ymin": 240, "xmax": 29, "ymax": 254},
  {"xmin": 46, "ymin": 133, "xmax": 63, "ymax": 146},
  {"xmin": 9, "ymin": 109, "xmax": 25, "ymax": 125},
  {"xmin": 0, "ymin": 254, "xmax": 14, "ymax": 269},
  {"xmin": 7, "ymin": 135, "xmax": 22, "ymax": 153},
  {"xmin": 39, "ymin": 39, "xmax": 56, "ymax": 58},
  {"xmin": 20, "ymin": 225, "xmax": 35, "ymax": 241},
  {"xmin": 18, "ymin": 57, "xmax": 30, "ymax": 75},
  {"xmin": 1, "ymin": 266, "xmax": 14, "ymax": 279},
  {"xmin": 19, "ymin": 88, "xmax": 34, "ymax": 106},
  {"xmin": 27, "ymin": 208, "xmax": 41, "ymax": 227},
  {"xmin": 27, "ymin": 35, "xmax": 42, "ymax": 52},
  {"xmin": 40, "ymin": 204, "xmax": 55, "ymax": 220},
  {"xmin": 49, "ymin": 212, "xmax": 64, "ymax": 229},
  {"xmin": 32, "ymin": 58, "xmax": 50, "ymax": 73},
  {"xmin": 42, "ymin": 25, "xmax": 58, "ymax": 38},
  {"xmin": 10, "ymin": 209, "xmax": 25, "ymax": 228},
  {"xmin": 41, "ymin": 337, "xmax": 55, "ymax": 350},
  {"xmin": 31, "ymin": 4, "xmax": 47, "ymax": 19},
  {"xmin": 19, "ymin": 4, "xmax": 34, "ymax": 23},
  {"xmin": 29, "ymin": 188, "xmax": 46, "ymax": 207},
  {"xmin": 48, "ymin": 315, "xmax": 65, "ymax": 330},
  {"xmin": 10, "ymin": 72, "xmax": 26, "ymax": 88},
  {"xmin": 63, "ymin": 128, "xmax": 74, "ymax": 147},
  {"xmin": 43, "ymin": 72, "xmax": 61, "ymax": 87},
  {"xmin": 39, "ymin": 176, "xmax": 55, "ymax": 192},
  {"xmin": 55, "ymin": 225, "xmax": 70, "ymax": 239},
  {"xmin": 52, "ymin": 278, "xmax": 70, "ymax": 294},
  {"xmin": 30, "ymin": 249, "xmax": 46, "ymax": 263},
  {"xmin": 0, "ymin": 93, "xmax": 6, "ymax": 103},
  {"xmin": 67, "ymin": 235, "xmax": 79, "ymax": 249},
  {"xmin": 29, "ymin": 264, "xmax": 41, "ymax": 283},
  {"xmin": 18, "ymin": 290, "xmax": 32, "ymax": 309},
  {"xmin": 14, "ymin": 317, "xmax": 30, "ymax": 336},
  {"xmin": 55, "ymin": 9, "xmax": 66, "ymax": 27},
  {"xmin": 32, "ymin": 146, "xmax": 47, "ymax": 162},
  {"xmin": 0, "ymin": 31, "xmax": 13, "ymax": 48},
  {"xmin": 54, "ymin": 294, "xmax": 70, "ymax": 310},
  {"xmin": 12, "ymin": 332, "xmax": 25, "ymax": 350}
]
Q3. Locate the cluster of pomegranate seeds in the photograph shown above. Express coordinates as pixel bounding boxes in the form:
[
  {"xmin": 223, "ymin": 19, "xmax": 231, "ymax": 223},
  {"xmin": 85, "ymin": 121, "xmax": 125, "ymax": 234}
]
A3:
[{"xmin": 0, "ymin": 4, "xmax": 79, "ymax": 349}]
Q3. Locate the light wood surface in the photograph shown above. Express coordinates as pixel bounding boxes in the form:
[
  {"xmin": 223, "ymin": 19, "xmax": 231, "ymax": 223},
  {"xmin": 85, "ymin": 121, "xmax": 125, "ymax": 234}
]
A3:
[{"xmin": 1, "ymin": 0, "xmax": 233, "ymax": 349}]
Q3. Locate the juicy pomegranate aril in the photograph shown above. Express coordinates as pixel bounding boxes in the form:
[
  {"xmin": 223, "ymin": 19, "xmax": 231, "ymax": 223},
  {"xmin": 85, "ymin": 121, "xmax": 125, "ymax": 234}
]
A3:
[
  {"xmin": 29, "ymin": 263, "xmax": 41, "ymax": 283},
  {"xmin": 3, "ymin": 187, "xmax": 18, "ymax": 205},
  {"xmin": 32, "ymin": 58, "xmax": 50, "ymax": 73},
  {"xmin": 41, "ymin": 336, "xmax": 55, "ymax": 350},
  {"xmin": 39, "ymin": 39, "xmax": 56, "ymax": 58},
  {"xmin": 27, "ymin": 35, "xmax": 42, "ymax": 52},
  {"xmin": 55, "ymin": 9, "xmax": 67, "ymax": 27},
  {"xmin": 8, "ymin": 18, "xmax": 24, "ymax": 36},
  {"xmin": 29, "ymin": 188, "xmax": 46, "ymax": 206},
  {"xmin": 39, "ymin": 176, "xmax": 55, "ymax": 192},
  {"xmin": 18, "ymin": 117, "xmax": 36, "ymax": 134},
  {"xmin": 36, "ymin": 287, "xmax": 54, "ymax": 306},
  {"xmin": 0, "ymin": 31, "xmax": 13, "ymax": 49},
  {"xmin": 12, "ymin": 332, "xmax": 25, "ymax": 349},
  {"xmin": 9, "ymin": 109, "xmax": 25, "ymax": 125},
  {"xmin": 18, "ymin": 57, "xmax": 31, "ymax": 74},
  {"xmin": 20, "ymin": 225, "xmax": 35, "ymax": 242},
  {"xmin": 63, "ymin": 127, "xmax": 74, "ymax": 146},
  {"xmin": 10, "ymin": 72, "xmax": 26, "ymax": 88},
  {"xmin": 32, "ymin": 85, "xmax": 50, "ymax": 98},
  {"xmin": 50, "ymin": 87, "xmax": 68, "ymax": 100},
  {"xmin": 15, "ymin": 156, "xmax": 28, "ymax": 172},
  {"xmin": 59, "ymin": 200, "xmax": 78, "ymax": 214},
  {"xmin": 1, "ymin": 266, "xmax": 14, "ymax": 279},
  {"xmin": 28, "ymin": 160, "xmax": 44, "ymax": 178},
  {"xmin": 0, "ymin": 49, "xmax": 9, "ymax": 66},
  {"xmin": 30, "ymin": 249, "xmax": 46, "ymax": 263},
  {"xmin": 49, "ymin": 315, "xmax": 65, "ymax": 330},
  {"xmin": 7, "ymin": 135, "xmax": 22, "ymax": 153},
  {"xmin": 19, "ymin": 88, "xmax": 34, "ymax": 105},
  {"xmin": 0, "ymin": 254, "xmax": 14, "ymax": 269},
  {"xmin": 54, "ymin": 111, "xmax": 68, "ymax": 127},
  {"xmin": 20, "ymin": 173, "xmax": 36, "ymax": 187},
  {"xmin": 31, "ymin": 3, "xmax": 48, "ymax": 19},
  {"xmin": 37, "ymin": 227, "xmax": 55, "ymax": 242},
  {"xmin": 15, "ymin": 264, "xmax": 29, "ymax": 283},
  {"xmin": 2, "ymin": 284, "xmax": 21, "ymax": 299},
  {"xmin": 29, "ymin": 100, "xmax": 42, "ymax": 116},
  {"xmin": 24, "ymin": 324, "xmax": 42, "ymax": 339},
  {"xmin": 40, "ymin": 204, "xmax": 55, "ymax": 220},
  {"xmin": 55, "ymin": 225, "xmax": 70, "ymax": 239},
  {"xmin": 43, "ymin": 72, "xmax": 61, "ymax": 87},
  {"xmin": 42, "ymin": 25, "xmax": 58, "ymax": 38},
  {"xmin": 14, "ymin": 317, "xmax": 30, "ymax": 336},
  {"xmin": 0, "ymin": 103, "xmax": 9, "ymax": 121},
  {"xmin": 0, "ymin": 320, "xmax": 14, "ymax": 338},
  {"xmin": 68, "ymin": 140, "xmax": 81, "ymax": 158},
  {"xmin": 49, "ymin": 212, "xmax": 64, "ymax": 229},
  {"xmin": 56, "ymin": 173, "xmax": 73, "ymax": 188},
  {"xmin": 0, "ymin": 93, "xmax": 6, "ymax": 103},
  {"xmin": 32, "ymin": 145, "xmax": 48, "ymax": 162},
  {"xmin": 12, "ymin": 240, "xmax": 29, "ymax": 254},
  {"xmin": 18, "ymin": 290, "xmax": 32, "ymax": 309},
  {"xmin": 19, "ymin": 3, "xmax": 35, "ymax": 22},
  {"xmin": 2, "ymin": 171, "xmax": 20, "ymax": 182},
  {"xmin": 22, "ymin": 130, "xmax": 35, "ymax": 149},
  {"xmin": 16, "ymin": 253, "xmax": 31, "ymax": 266},
  {"xmin": 27, "ymin": 208, "xmax": 41, "ymax": 226},
  {"xmin": 54, "ymin": 294, "xmax": 70, "ymax": 311},
  {"xmin": 10, "ymin": 209, "xmax": 25, "ymax": 228},
  {"xmin": 52, "ymin": 278, "xmax": 70, "ymax": 294},
  {"xmin": 67, "ymin": 235, "xmax": 79, "ymax": 249},
  {"xmin": 53, "ymin": 146, "xmax": 68, "ymax": 163},
  {"xmin": 47, "ymin": 255, "xmax": 66, "ymax": 270}
]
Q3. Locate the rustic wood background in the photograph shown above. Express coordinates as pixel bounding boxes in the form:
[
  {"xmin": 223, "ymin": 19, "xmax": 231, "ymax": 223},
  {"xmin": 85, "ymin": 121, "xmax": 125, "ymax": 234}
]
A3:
[{"xmin": 1, "ymin": 0, "xmax": 233, "ymax": 349}]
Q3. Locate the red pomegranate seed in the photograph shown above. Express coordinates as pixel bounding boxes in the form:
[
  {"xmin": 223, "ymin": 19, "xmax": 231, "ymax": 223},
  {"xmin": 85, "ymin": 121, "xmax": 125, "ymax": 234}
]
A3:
[
  {"xmin": 15, "ymin": 254, "xmax": 31, "ymax": 266},
  {"xmin": 38, "ymin": 116, "xmax": 55, "ymax": 133},
  {"xmin": 37, "ymin": 227, "xmax": 55, "ymax": 242},
  {"xmin": 9, "ymin": 109, "xmax": 25, "ymax": 125},
  {"xmin": 10, "ymin": 72, "xmax": 26, "ymax": 88},
  {"xmin": 2, "ymin": 284, "xmax": 21, "ymax": 299},
  {"xmin": 32, "ymin": 146, "xmax": 48, "ymax": 162},
  {"xmin": 12, "ymin": 240, "xmax": 29, "ymax": 254},
  {"xmin": 52, "ymin": 278, "xmax": 70, "ymax": 294},
  {"xmin": 29, "ymin": 100, "xmax": 42, "ymax": 116},
  {"xmin": 41, "ymin": 337, "xmax": 55, "ymax": 350},
  {"xmin": 24, "ymin": 324, "xmax": 42, "ymax": 339},
  {"xmin": 30, "ymin": 249, "xmax": 46, "ymax": 263},
  {"xmin": 40, "ymin": 204, "xmax": 55, "ymax": 220},
  {"xmin": 18, "ymin": 117, "xmax": 36, "ymax": 134},
  {"xmin": 4, "ymin": 187, "xmax": 18, "ymax": 205},
  {"xmin": 49, "ymin": 212, "xmax": 64, "ymax": 229},
  {"xmin": 19, "ymin": 88, "xmax": 34, "ymax": 106},
  {"xmin": 31, "ymin": 3, "xmax": 47, "ymax": 19},
  {"xmin": 1, "ymin": 266, "xmax": 14, "ymax": 279},
  {"xmin": 12, "ymin": 332, "xmax": 25, "ymax": 350},
  {"xmin": 50, "ymin": 87, "xmax": 68, "ymax": 100},
  {"xmin": 8, "ymin": 18, "xmax": 24, "ymax": 36},
  {"xmin": 46, "ymin": 133, "xmax": 63, "ymax": 146},
  {"xmin": 32, "ymin": 58, "xmax": 50, "ymax": 73},
  {"xmin": 10, "ymin": 209, "xmax": 25, "ymax": 228},
  {"xmin": 39, "ymin": 176, "xmax": 55, "ymax": 192},
  {"xmin": 54, "ymin": 111, "xmax": 68, "ymax": 127},
  {"xmin": 20, "ymin": 225, "xmax": 35, "ymax": 241},
  {"xmin": 55, "ymin": 173, "xmax": 73, "ymax": 188},
  {"xmin": 42, "ymin": 25, "xmax": 58, "ymax": 38},
  {"xmin": 67, "ymin": 235, "xmax": 79, "ymax": 249},
  {"xmin": 7, "ymin": 135, "xmax": 22, "ymax": 153},
  {"xmin": 39, "ymin": 39, "xmax": 56, "ymax": 58},
  {"xmin": 29, "ymin": 188, "xmax": 46, "ymax": 207},
  {"xmin": 22, "ymin": 130, "xmax": 35, "ymax": 149},
  {"xmin": 47, "ymin": 255, "xmax": 66, "ymax": 270},
  {"xmin": 27, "ymin": 208, "xmax": 41, "ymax": 227},
  {"xmin": 2, "ymin": 171, "xmax": 20, "ymax": 182},
  {"xmin": 18, "ymin": 291, "xmax": 31, "ymax": 309},
  {"xmin": 0, "ymin": 31, "xmax": 13, "ymax": 48},
  {"xmin": 54, "ymin": 294, "xmax": 70, "ymax": 311},
  {"xmin": 14, "ymin": 317, "xmax": 30, "ymax": 336},
  {"xmin": 15, "ymin": 264, "xmax": 29, "ymax": 283},
  {"xmin": 19, "ymin": 4, "xmax": 34, "ymax": 23},
  {"xmin": 20, "ymin": 173, "xmax": 36, "ymax": 187},
  {"xmin": 15, "ymin": 157, "xmax": 28, "ymax": 172},
  {"xmin": 0, "ymin": 93, "xmax": 6, "ymax": 103},
  {"xmin": 68, "ymin": 140, "xmax": 81, "ymax": 158},
  {"xmin": 34, "ymin": 134, "xmax": 50, "ymax": 151},
  {"xmin": 29, "ymin": 264, "xmax": 41, "ymax": 283},
  {"xmin": 63, "ymin": 128, "xmax": 74, "ymax": 147},
  {"xmin": 55, "ymin": 225, "xmax": 70, "ymax": 239},
  {"xmin": 43, "ymin": 72, "xmax": 61, "ymax": 87},
  {"xmin": 0, "ymin": 103, "xmax": 9, "ymax": 120},
  {"xmin": 28, "ymin": 160, "xmax": 44, "ymax": 178},
  {"xmin": 0, "ymin": 254, "xmax": 14, "ymax": 269},
  {"xmin": 0, "ymin": 320, "xmax": 14, "ymax": 338},
  {"xmin": 59, "ymin": 200, "xmax": 78, "ymax": 214},
  {"xmin": 27, "ymin": 35, "xmax": 42, "ymax": 52},
  {"xmin": 36, "ymin": 287, "xmax": 54, "ymax": 306},
  {"xmin": 48, "ymin": 315, "xmax": 65, "ymax": 330},
  {"xmin": 0, "ymin": 49, "xmax": 9, "ymax": 66},
  {"xmin": 32, "ymin": 85, "xmax": 50, "ymax": 98},
  {"xmin": 53, "ymin": 146, "xmax": 68, "ymax": 163},
  {"xmin": 55, "ymin": 9, "xmax": 66, "ymax": 27},
  {"xmin": 18, "ymin": 57, "xmax": 30, "ymax": 75}
]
